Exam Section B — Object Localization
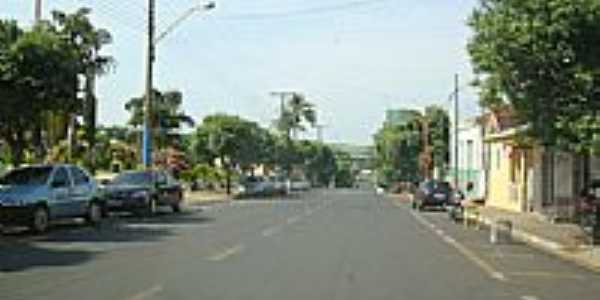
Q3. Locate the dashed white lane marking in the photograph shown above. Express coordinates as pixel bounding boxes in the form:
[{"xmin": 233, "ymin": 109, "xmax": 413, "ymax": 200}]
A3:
[
  {"xmin": 206, "ymin": 244, "xmax": 245, "ymax": 261},
  {"xmin": 521, "ymin": 296, "xmax": 539, "ymax": 300},
  {"xmin": 127, "ymin": 284, "xmax": 163, "ymax": 300},
  {"xmin": 410, "ymin": 210, "xmax": 507, "ymax": 282},
  {"xmin": 261, "ymin": 226, "xmax": 283, "ymax": 237},
  {"xmin": 286, "ymin": 215, "xmax": 301, "ymax": 225}
]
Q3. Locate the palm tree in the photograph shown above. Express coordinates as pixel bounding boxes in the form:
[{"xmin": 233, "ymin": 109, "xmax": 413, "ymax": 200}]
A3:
[
  {"xmin": 277, "ymin": 93, "xmax": 317, "ymax": 139},
  {"xmin": 125, "ymin": 89, "xmax": 195, "ymax": 151}
]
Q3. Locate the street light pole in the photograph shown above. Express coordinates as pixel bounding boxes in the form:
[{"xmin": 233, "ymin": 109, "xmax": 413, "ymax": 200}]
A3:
[
  {"xmin": 142, "ymin": 0, "xmax": 156, "ymax": 168},
  {"xmin": 454, "ymin": 73, "xmax": 460, "ymax": 191},
  {"xmin": 34, "ymin": 0, "xmax": 42, "ymax": 22},
  {"xmin": 142, "ymin": 1, "xmax": 215, "ymax": 168}
]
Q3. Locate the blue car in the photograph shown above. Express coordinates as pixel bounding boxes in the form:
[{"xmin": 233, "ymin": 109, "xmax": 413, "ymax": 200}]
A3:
[{"xmin": 0, "ymin": 164, "xmax": 104, "ymax": 233}]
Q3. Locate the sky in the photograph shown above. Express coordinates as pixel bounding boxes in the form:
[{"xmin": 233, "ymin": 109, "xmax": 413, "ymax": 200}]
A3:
[{"xmin": 2, "ymin": 0, "xmax": 480, "ymax": 145}]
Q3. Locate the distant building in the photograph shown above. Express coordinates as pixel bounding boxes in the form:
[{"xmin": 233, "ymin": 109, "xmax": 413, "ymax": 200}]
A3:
[
  {"xmin": 385, "ymin": 109, "xmax": 421, "ymax": 127},
  {"xmin": 329, "ymin": 143, "xmax": 375, "ymax": 171}
]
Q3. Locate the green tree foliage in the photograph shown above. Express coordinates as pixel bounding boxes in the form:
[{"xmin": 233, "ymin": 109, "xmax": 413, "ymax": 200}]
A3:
[
  {"xmin": 374, "ymin": 122, "xmax": 422, "ymax": 185},
  {"xmin": 297, "ymin": 141, "xmax": 337, "ymax": 187},
  {"xmin": 51, "ymin": 8, "xmax": 113, "ymax": 170},
  {"xmin": 423, "ymin": 106, "xmax": 450, "ymax": 174},
  {"xmin": 190, "ymin": 114, "xmax": 268, "ymax": 194},
  {"xmin": 0, "ymin": 9, "xmax": 112, "ymax": 167},
  {"xmin": 125, "ymin": 89, "xmax": 194, "ymax": 150},
  {"xmin": 374, "ymin": 106, "xmax": 449, "ymax": 186},
  {"xmin": 276, "ymin": 93, "xmax": 317, "ymax": 138},
  {"xmin": 468, "ymin": 0, "xmax": 600, "ymax": 153}
]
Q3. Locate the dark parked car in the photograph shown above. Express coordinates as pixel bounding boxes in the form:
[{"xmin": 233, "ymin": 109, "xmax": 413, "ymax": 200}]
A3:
[
  {"xmin": 412, "ymin": 180, "xmax": 453, "ymax": 211},
  {"xmin": 0, "ymin": 164, "xmax": 104, "ymax": 233},
  {"xmin": 103, "ymin": 170, "xmax": 184, "ymax": 216}
]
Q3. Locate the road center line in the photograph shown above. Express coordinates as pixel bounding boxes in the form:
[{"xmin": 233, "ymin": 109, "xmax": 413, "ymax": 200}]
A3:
[
  {"xmin": 127, "ymin": 284, "xmax": 163, "ymax": 300},
  {"xmin": 206, "ymin": 244, "xmax": 244, "ymax": 261},
  {"xmin": 409, "ymin": 210, "xmax": 507, "ymax": 282}
]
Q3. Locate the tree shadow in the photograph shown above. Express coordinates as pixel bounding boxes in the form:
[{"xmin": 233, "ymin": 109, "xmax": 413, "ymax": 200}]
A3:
[{"xmin": 0, "ymin": 242, "xmax": 97, "ymax": 273}]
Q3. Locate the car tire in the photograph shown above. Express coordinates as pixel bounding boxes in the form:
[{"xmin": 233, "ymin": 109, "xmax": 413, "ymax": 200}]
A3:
[
  {"xmin": 86, "ymin": 202, "xmax": 102, "ymax": 225},
  {"xmin": 144, "ymin": 197, "xmax": 158, "ymax": 217},
  {"xmin": 418, "ymin": 204, "xmax": 425, "ymax": 212},
  {"xmin": 171, "ymin": 202, "xmax": 182, "ymax": 213},
  {"xmin": 30, "ymin": 206, "xmax": 49, "ymax": 234}
]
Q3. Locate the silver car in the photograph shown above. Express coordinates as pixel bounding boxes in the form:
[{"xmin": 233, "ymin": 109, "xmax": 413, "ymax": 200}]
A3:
[{"xmin": 0, "ymin": 164, "xmax": 104, "ymax": 233}]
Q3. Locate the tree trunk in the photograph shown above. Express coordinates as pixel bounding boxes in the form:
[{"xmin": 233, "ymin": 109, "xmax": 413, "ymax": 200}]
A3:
[
  {"xmin": 32, "ymin": 121, "xmax": 44, "ymax": 163},
  {"xmin": 9, "ymin": 131, "xmax": 25, "ymax": 167},
  {"xmin": 225, "ymin": 167, "xmax": 232, "ymax": 195}
]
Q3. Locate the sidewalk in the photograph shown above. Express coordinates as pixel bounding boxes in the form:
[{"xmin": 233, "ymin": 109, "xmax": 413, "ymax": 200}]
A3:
[
  {"xmin": 476, "ymin": 206, "xmax": 600, "ymax": 272},
  {"xmin": 389, "ymin": 192, "xmax": 413, "ymax": 204},
  {"xmin": 184, "ymin": 190, "xmax": 232, "ymax": 206}
]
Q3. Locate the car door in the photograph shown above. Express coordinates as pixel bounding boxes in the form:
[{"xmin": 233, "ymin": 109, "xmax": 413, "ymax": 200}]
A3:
[
  {"xmin": 155, "ymin": 171, "xmax": 171, "ymax": 205},
  {"xmin": 160, "ymin": 171, "xmax": 181, "ymax": 205},
  {"xmin": 69, "ymin": 166, "xmax": 94, "ymax": 216},
  {"xmin": 49, "ymin": 166, "xmax": 74, "ymax": 218}
]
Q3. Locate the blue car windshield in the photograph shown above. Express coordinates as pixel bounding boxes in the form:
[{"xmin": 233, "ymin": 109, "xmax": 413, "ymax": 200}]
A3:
[
  {"xmin": 0, "ymin": 166, "xmax": 53, "ymax": 186},
  {"xmin": 111, "ymin": 172, "xmax": 154, "ymax": 185}
]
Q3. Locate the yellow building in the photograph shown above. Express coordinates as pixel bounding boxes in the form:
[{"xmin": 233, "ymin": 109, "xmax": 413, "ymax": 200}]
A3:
[{"xmin": 484, "ymin": 126, "xmax": 533, "ymax": 213}]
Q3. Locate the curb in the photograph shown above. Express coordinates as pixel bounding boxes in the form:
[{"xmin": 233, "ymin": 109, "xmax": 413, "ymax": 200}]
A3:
[{"xmin": 479, "ymin": 216, "xmax": 600, "ymax": 273}]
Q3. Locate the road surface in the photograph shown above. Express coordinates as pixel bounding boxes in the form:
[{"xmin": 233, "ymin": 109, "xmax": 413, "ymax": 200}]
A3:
[{"xmin": 1, "ymin": 189, "xmax": 599, "ymax": 300}]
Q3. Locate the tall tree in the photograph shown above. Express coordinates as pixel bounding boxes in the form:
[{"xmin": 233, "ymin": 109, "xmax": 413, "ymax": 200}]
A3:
[
  {"xmin": 468, "ymin": 0, "xmax": 600, "ymax": 153},
  {"xmin": 276, "ymin": 93, "xmax": 317, "ymax": 139},
  {"xmin": 51, "ymin": 8, "xmax": 114, "ymax": 171},
  {"xmin": 0, "ymin": 22, "xmax": 79, "ymax": 166}
]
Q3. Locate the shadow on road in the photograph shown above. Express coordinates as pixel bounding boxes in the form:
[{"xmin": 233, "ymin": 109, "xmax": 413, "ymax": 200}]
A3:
[
  {"xmin": 0, "ymin": 242, "xmax": 96, "ymax": 273},
  {"xmin": 0, "ymin": 211, "xmax": 215, "ymax": 272}
]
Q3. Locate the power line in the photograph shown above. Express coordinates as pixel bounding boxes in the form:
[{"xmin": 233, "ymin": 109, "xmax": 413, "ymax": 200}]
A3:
[{"xmin": 221, "ymin": 0, "xmax": 394, "ymax": 21}]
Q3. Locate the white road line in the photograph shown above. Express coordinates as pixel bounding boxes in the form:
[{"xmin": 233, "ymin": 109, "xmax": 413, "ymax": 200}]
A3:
[
  {"xmin": 521, "ymin": 296, "xmax": 539, "ymax": 300},
  {"xmin": 262, "ymin": 226, "xmax": 282, "ymax": 237},
  {"xmin": 206, "ymin": 244, "xmax": 244, "ymax": 261},
  {"xmin": 409, "ymin": 210, "xmax": 507, "ymax": 282},
  {"xmin": 127, "ymin": 284, "xmax": 163, "ymax": 300}
]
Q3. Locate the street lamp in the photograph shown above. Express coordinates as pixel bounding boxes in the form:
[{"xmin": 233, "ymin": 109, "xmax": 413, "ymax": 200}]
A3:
[{"xmin": 142, "ymin": 1, "xmax": 216, "ymax": 168}]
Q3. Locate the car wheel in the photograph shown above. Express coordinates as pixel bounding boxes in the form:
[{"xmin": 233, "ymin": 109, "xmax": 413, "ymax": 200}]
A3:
[
  {"xmin": 30, "ymin": 206, "xmax": 49, "ymax": 234},
  {"xmin": 418, "ymin": 204, "xmax": 425, "ymax": 212},
  {"xmin": 171, "ymin": 202, "xmax": 182, "ymax": 213},
  {"xmin": 86, "ymin": 202, "xmax": 102, "ymax": 225},
  {"xmin": 146, "ymin": 198, "xmax": 158, "ymax": 217}
]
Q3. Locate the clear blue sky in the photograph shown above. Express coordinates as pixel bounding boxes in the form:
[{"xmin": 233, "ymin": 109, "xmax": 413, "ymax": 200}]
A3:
[{"xmin": 3, "ymin": 0, "xmax": 479, "ymax": 145}]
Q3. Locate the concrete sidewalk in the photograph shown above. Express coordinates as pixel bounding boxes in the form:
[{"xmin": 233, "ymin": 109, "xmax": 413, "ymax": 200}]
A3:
[
  {"xmin": 476, "ymin": 206, "xmax": 600, "ymax": 272},
  {"xmin": 184, "ymin": 190, "xmax": 232, "ymax": 206}
]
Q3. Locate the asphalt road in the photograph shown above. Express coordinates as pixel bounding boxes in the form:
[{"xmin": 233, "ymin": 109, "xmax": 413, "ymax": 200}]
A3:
[{"xmin": 1, "ymin": 189, "xmax": 600, "ymax": 300}]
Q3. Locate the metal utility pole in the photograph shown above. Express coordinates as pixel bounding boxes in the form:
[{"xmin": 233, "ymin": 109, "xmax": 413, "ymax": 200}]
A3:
[
  {"xmin": 142, "ymin": 0, "xmax": 156, "ymax": 168},
  {"xmin": 34, "ymin": 0, "xmax": 42, "ymax": 21},
  {"xmin": 454, "ymin": 73, "xmax": 460, "ymax": 191},
  {"xmin": 141, "ymin": 1, "xmax": 215, "ymax": 168}
]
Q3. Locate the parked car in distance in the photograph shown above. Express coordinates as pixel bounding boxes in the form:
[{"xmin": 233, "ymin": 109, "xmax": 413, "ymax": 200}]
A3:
[
  {"xmin": 0, "ymin": 164, "xmax": 104, "ymax": 233},
  {"xmin": 290, "ymin": 177, "xmax": 311, "ymax": 191},
  {"xmin": 269, "ymin": 175, "xmax": 288, "ymax": 195},
  {"xmin": 412, "ymin": 180, "xmax": 453, "ymax": 211},
  {"xmin": 103, "ymin": 170, "xmax": 184, "ymax": 216},
  {"xmin": 237, "ymin": 175, "xmax": 275, "ymax": 197}
]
